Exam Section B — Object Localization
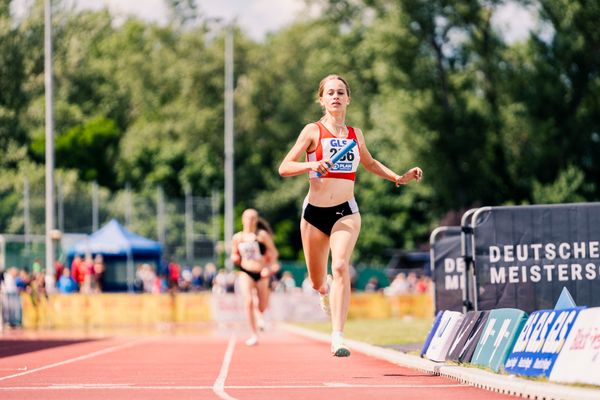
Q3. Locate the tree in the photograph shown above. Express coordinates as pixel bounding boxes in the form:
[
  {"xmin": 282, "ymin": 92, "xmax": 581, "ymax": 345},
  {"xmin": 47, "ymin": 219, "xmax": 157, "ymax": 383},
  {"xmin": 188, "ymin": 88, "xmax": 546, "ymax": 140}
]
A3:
[{"xmin": 0, "ymin": 1, "xmax": 27, "ymax": 168}]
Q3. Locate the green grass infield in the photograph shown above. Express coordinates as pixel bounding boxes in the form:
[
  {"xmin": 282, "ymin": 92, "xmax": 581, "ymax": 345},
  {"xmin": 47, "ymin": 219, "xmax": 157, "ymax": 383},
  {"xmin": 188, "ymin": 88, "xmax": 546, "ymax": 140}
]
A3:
[{"xmin": 294, "ymin": 316, "xmax": 434, "ymax": 348}]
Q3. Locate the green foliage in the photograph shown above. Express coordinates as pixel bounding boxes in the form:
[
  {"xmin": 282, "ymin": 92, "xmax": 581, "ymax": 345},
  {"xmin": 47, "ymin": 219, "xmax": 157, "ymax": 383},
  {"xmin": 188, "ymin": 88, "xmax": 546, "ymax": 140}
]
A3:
[
  {"xmin": 532, "ymin": 165, "xmax": 595, "ymax": 204},
  {"xmin": 0, "ymin": 3, "xmax": 27, "ymax": 165},
  {"xmin": 31, "ymin": 116, "xmax": 121, "ymax": 186},
  {"xmin": 295, "ymin": 317, "xmax": 435, "ymax": 346},
  {"xmin": 0, "ymin": 162, "xmax": 45, "ymax": 234}
]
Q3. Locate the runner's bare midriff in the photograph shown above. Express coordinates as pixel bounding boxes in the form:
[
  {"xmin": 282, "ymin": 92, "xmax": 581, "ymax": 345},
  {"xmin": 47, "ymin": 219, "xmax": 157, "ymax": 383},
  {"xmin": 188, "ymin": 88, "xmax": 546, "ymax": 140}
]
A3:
[
  {"xmin": 308, "ymin": 178, "xmax": 355, "ymax": 207},
  {"xmin": 241, "ymin": 260, "xmax": 263, "ymax": 273},
  {"xmin": 239, "ymin": 232, "xmax": 265, "ymax": 273}
]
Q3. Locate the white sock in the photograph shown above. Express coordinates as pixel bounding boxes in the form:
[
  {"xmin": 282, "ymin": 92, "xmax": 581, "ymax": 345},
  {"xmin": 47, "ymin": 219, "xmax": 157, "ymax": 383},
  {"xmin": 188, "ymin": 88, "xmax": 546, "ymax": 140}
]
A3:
[{"xmin": 332, "ymin": 331, "xmax": 343, "ymax": 341}]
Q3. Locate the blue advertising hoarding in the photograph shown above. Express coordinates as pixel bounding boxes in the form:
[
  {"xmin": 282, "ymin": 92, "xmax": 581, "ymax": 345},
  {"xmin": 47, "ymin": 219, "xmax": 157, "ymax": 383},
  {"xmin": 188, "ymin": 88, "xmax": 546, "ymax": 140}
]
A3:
[{"xmin": 504, "ymin": 307, "xmax": 582, "ymax": 377}]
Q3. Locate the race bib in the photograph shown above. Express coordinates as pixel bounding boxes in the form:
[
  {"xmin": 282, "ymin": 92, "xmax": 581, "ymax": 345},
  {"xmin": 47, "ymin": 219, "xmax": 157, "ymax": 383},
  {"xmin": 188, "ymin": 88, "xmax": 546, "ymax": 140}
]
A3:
[
  {"xmin": 321, "ymin": 138, "xmax": 360, "ymax": 173},
  {"xmin": 238, "ymin": 241, "xmax": 261, "ymax": 261}
]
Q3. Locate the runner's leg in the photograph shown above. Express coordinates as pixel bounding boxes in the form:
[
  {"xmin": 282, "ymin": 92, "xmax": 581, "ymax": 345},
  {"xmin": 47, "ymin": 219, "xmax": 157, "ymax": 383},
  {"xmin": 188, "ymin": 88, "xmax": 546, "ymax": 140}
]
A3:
[
  {"xmin": 255, "ymin": 277, "xmax": 270, "ymax": 314},
  {"xmin": 238, "ymin": 272, "xmax": 258, "ymax": 344},
  {"xmin": 330, "ymin": 213, "xmax": 360, "ymax": 332},
  {"xmin": 300, "ymin": 218, "xmax": 330, "ymax": 294}
]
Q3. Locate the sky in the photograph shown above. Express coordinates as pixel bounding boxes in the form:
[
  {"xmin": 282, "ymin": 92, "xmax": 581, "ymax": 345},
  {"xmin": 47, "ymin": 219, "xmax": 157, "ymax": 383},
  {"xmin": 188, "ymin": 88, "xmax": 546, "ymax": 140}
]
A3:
[
  {"xmin": 12, "ymin": 0, "xmax": 309, "ymax": 40},
  {"xmin": 77, "ymin": 0, "xmax": 310, "ymax": 40},
  {"xmin": 12, "ymin": 0, "xmax": 537, "ymax": 43}
]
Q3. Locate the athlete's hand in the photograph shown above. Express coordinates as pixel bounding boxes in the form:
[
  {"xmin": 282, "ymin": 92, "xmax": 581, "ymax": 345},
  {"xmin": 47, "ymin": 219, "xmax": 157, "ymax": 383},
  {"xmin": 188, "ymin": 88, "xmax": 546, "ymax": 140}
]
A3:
[
  {"xmin": 231, "ymin": 253, "xmax": 241, "ymax": 265},
  {"xmin": 395, "ymin": 167, "xmax": 423, "ymax": 186},
  {"xmin": 312, "ymin": 160, "xmax": 332, "ymax": 176},
  {"xmin": 260, "ymin": 267, "xmax": 271, "ymax": 278},
  {"xmin": 406, "ymin": 167, "xmax": 423, "ymax": 182}
]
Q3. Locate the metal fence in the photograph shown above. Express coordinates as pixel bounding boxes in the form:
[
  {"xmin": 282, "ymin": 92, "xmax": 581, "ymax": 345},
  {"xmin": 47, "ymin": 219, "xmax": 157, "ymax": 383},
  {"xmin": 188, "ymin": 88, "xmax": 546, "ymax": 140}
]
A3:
[{"xmin": 1, "ymin": 178, "xmax": 219, "ymax": 271}]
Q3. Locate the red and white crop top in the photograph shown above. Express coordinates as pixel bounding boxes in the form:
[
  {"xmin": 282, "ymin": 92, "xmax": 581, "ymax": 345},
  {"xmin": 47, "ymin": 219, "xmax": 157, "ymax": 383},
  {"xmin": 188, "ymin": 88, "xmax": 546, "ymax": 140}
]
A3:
[{"xmin": 307, "ymin": 121, "xmax": 361, "ymax": 181}]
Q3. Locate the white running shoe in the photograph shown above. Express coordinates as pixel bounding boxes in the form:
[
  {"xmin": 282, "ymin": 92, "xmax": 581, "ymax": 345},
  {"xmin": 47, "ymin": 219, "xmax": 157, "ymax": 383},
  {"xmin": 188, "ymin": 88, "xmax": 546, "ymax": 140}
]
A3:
[
  {"xmin": 256, "ymin": 312, "xmax": 266, "ymax": 331},
  {"xmin": 319, "ymin": 275, "xmax": 333, "ymax": 316},
  {"xmin": 257, "ymin": 317, "xmax": 266, "ymax": 331},
  {"xmin": 331, "ymin": 337, "xmax": 351, "ymax": 357},
  {"xmin": 245, "ymin": 335, "xmax": 259, "ymax": 346}
]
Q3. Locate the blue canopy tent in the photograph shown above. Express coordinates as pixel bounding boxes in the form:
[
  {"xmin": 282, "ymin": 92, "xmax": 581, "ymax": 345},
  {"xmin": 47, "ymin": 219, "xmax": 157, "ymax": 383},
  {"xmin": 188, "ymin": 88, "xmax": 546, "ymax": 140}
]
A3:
[{"xmin": 67, "ymin": 219, "xmax": 162, "ymax": 292}]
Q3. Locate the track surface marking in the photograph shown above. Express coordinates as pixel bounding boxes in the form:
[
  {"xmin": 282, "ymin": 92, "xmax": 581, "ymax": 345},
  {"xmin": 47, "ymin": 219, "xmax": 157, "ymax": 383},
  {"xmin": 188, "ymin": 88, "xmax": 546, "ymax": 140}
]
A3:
[{"xmin": 0, "ymin": 325, "xmax": 517, "ymax": 400}]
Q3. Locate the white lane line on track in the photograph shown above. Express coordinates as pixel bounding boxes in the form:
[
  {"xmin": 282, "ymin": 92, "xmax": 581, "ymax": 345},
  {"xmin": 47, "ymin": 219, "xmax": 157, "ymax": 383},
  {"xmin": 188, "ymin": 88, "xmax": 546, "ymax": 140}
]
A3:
[
  {"xmin": 0, "ymin": 386, "xmax": 213, "ymax": 390},
  {"xmin": 0, "ymin": 339, "xmax": 151, "ymax": 382},
  {"xmin": 0, "ymin": 383, "xmax": 471, "ymax": 391},
  {"xmin": 212, "ymin": 334, "xmax": 238, "ymax": 400},
  {"xmin": 231, "ymin": 384, "xmax": 471, "ymax": 389}
]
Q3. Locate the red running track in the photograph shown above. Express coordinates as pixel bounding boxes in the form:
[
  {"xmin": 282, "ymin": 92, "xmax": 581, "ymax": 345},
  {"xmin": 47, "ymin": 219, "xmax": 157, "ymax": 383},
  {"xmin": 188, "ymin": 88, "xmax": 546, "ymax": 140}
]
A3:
[{"xmin": 0, "ymin": 325, "xmax": 518, "ymax": 400}]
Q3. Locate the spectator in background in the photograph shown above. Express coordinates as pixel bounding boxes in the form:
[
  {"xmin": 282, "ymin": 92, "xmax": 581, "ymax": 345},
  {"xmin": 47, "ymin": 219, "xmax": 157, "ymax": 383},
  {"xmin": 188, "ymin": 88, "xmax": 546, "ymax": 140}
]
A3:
[
  {"xmin": 1, "ymin": 267, "xmax": 18, "ymax": 294},
  {"xmin": 168, "ymin": 261, "xmax": 181, "ymax": 291},
  {"xmin": 57, "ymin": 267, "xmax": 78, "ymax": 293},
  {"xmin": 16, "ymin": 269, "xmax": 30, "ymax": 293},
  {"xmin": 54, "ymin": 259, "xmax": 65, "ymax": 282},
  {"xmin": 415, "ymin": 275, "xmax": 431, "ymax": 294},
  {"xmin": 156, "ymin": 272, "xmax": 168, "ymax": 293},
  {"xmin": 203, "ymin": 262, "xmax": 217, "ymax": 289},
  {"xmin": 71, "ymin": 255, "xmax": 85, "ymax": 291},
  {"xmin": 31, "ymin": 258, "xmax": 42, "ymax": 274},
  {"xmin": 133, "ymin": 264, "xmax": 144, "ymax": 292},
  {"xmin": 92, "ymin": 255, "xmax": 105, "ymax": 293},
  {"xmin": 191, "ymin": 265, "xmax": 204, "ymax": 291},
  {"xmin": 212, "ymin": 268, "xmax": 228, "ymax": 294},
  {"xmin": 384, "ymin": 272, "xmax": 409, "ymax": 296},
  {"xmin": 81, "ymin": 254, "xmax": 95, "ymax": 294},
  {"xmin": 28, "ymin": 271, "xmax": 47, "ymax": 307},
  {"xmin": 364, "ymin": 277, "xmax": 381, "ymax": 293},
  {"xmin": 406, "ymin": 272, "xmax": 418, "ymax": 293},
  {"xmin": 1, "ymin": 267, "xmax": 22, "ymax": 327},
  {"xmin": 179, "ymin": 268, "xmax": 193, "ymax": 292},
  {"xmin": 276, "ymin": 271, "xmax": 297, "ymax": 293},
  {"xmin": 136, "ymin": 263, "xmax": 159, "ymax": 293}
]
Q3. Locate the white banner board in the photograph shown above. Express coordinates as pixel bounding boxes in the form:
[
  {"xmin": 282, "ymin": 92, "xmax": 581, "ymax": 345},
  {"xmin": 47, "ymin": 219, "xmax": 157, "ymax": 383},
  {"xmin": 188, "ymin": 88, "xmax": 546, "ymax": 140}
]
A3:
[
  {"xmin": 425, "ymin": 310, "xmax": 464, "ymax": 362},
  {"xmin": 549, "ymin": 307, "xmax": 600, "ymax": 385}
]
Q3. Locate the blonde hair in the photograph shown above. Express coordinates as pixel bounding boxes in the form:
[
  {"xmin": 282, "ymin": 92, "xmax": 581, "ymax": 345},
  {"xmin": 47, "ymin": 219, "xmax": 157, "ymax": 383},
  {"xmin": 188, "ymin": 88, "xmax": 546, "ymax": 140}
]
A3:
[{"xmin": 317, "ymin": 74, "xmax": 351, "ymax": 102}]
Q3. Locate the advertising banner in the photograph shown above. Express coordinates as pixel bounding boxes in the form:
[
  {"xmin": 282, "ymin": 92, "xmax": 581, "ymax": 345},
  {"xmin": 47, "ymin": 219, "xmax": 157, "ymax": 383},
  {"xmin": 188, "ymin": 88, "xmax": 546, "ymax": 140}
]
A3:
[
  {"xmin": 549, "ymin": 307, "xmax": 600, "ymax": 385},
  {"xmin": 421, "ymin": 311, "xmax": 443, "ymax": 357},
  {"xmin": 471, "ymin": 203, "xmax": 600, "ymax": 312},
  {"xmin": 210, "ymin": 292, "xmax": 329, "ymax": 324},
  {"xmin": 348, "ymin": 293, "xmax": 391, "ymax": 319},
  {"xmin": 388, "ymin": 293, "xmax": 434, "ymax": 318},
  {"xmin": 49, "ymin": 294, "xmax": 90, "ymax": 329},
  {"xmin": 471, "ymin": 308, "xmax": 528, "ymax": 372},
  {"xmin": 87, "ymin": 294, "xmax": 145, "ymax": 327},
  {"xmin": 430, "ymin": 227, "xmax": 464, "ymax": 313},
  {"xmin": 175, "ymin": 293, "xmax": 212, "ymax": 322},
  {"xmin": 446, "ymin": 310, "xmax": 490, "ymax": 363},
  {"xmin": 504, "ymin": 308, "xmax": 582, "ymax": 377},
  {"xmin": 424, "ymin": 310, "xmax": 464, "ymax": 362},
  {"xmin": 269, "ymin": 292, "xmax": 329, "ymax": 322},
  {"xmin": 459, "ymin": 311, "xmax": 490, "ymax": 363}
]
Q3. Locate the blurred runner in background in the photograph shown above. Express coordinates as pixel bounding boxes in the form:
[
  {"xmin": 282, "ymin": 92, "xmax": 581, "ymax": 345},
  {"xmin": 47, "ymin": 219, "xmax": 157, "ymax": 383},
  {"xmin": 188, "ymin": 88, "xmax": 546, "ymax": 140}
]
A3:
[{"xmin": 231, "ymin": 208, "xmax": 279, "ymax": 346}]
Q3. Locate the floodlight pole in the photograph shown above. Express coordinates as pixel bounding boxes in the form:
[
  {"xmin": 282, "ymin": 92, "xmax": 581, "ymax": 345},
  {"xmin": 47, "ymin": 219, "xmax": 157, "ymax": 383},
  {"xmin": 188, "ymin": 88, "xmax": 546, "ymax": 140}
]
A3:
[
  {"xmin": 224, "ymin": 24, "xmax": 234, "ymax": 271},
  {"xmin": 44, "ymin": 0, "xmax": 56, "ymax": 291}
]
